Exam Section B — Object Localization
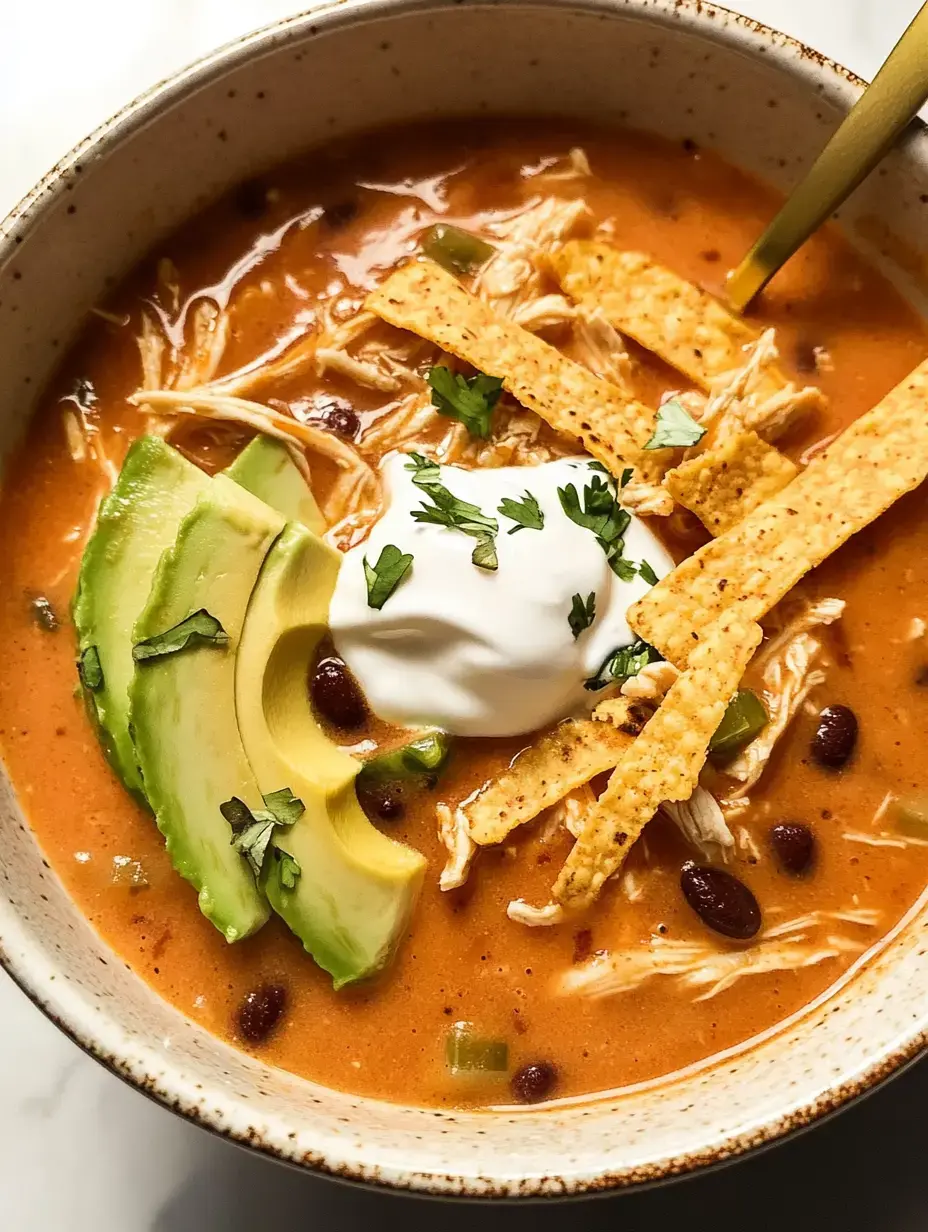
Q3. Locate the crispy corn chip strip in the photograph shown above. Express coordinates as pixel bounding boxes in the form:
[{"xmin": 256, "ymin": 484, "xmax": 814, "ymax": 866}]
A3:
[
  {"xmin": 664, "ymin": 429, "xmax": 798, "ymax": 536},
  {"xmin": 466, "ymin": 702, "xmax": 645, "ymax": 847},
  {"xmin": 366, "ymin": 260, "xmax": 665, "ymax": 480},
  {"xmin": 553, "ymin": 614, "xmax": 762, "ymax": 911},
  {"xmin": 631, "ymin": 359, "xmax": 928, "ymax": 666},
  {"xmin": 550, "ymin": 242, "xmax": 789, "ymax": 398}
]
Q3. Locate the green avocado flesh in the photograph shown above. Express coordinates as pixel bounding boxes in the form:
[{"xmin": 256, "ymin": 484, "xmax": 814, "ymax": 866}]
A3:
[
  {"xmin": 223, "ymin": 435, "xmax": 325, "ymax": 534},
  {"xmin": 129, "ymin": 475, "xmax": 285, "ymax": 942},
  {"xmin": 72, "ymin": 436, "xmax": 210, "ymax": 794},
  {"xmin": 236, "ymin": 522, "xmax": 426, "ymax": 987}
]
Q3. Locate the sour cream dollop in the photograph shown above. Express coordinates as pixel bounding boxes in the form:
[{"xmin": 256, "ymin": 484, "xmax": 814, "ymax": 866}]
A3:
[{"xmin": 329, "ymin": 454, "xmax": 674, "ymax": 737}]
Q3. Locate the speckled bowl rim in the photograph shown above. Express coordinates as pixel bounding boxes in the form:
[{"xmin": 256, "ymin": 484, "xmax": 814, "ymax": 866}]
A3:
[{"xmin": 1, "ymin": 0, "xmax": 926, "ymax": 1199}]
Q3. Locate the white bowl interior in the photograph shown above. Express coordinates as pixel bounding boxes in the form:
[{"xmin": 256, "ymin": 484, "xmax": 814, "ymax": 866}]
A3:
[{"xmin": 2, "ymin": 0, "xmax": 928, "ymax": 1195}]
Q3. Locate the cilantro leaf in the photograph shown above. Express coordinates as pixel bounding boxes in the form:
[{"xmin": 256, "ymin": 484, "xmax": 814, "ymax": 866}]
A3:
[
  {"xmin": 559, "ymin": 472, "xmax": 639, "ymax": 577},
  {"xmin": 644, "ymin": 399, "xmax": 706, "ymax": 450},
  {"xmin": 638, "ymin": 559, "xmax": 659, "ymax": 586},
  {"xmin": 568, "ymin": 592, "xmax": 596, "ymax": 640},
  {"xmin": 78, "ymin": 645, "xmax": 104, "ymax": 691},
  {"xmin": 584, "ymin": 640, "xmax": 661, "ymax": 691},
  {"xmin": 363, "ymin": 544, "xmax": 414, "ymax": 609},
  {"xmin": 620, "ymin": 467, "xmax": 634, "ymax": 488},
  {"xmin": 498, "ymin": 490, "xmax": 544, "ymax": 534},
  {"xmin": 276, "ymin": 850, "xmax": 301, "ymax": 890},
  {"xmin": 221, "ymin": 788, "xmax": 305, "ymax": 879},
  {"xmin": 406, "ymin": 453, "xmax": 499, "ymax": 571},
  {"xmin": 427, "ymin": 366, "xmax": 504, "ymax": 439},
  {"xmin": 133, "ymin": 609, "xmax": 229, "ymax": 663}
]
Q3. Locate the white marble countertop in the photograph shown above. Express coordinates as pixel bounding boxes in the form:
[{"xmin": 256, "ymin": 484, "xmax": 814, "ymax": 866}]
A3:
[{"xmin": 2, "ymin": 1, "xmax": 927, "ymax": 1227}]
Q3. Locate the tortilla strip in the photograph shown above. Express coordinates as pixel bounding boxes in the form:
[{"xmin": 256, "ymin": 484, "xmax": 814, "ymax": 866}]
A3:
[
  {"xmin": 553, "ymin": 614, "xmax": 762, "ymax": 911},
  {"xmin": 466, "ymin": 708, "xmax": 640, "ymax": 847},
  {"xmin": 664, "ymin": 429, "xmax": 798, "ymax": 536},
  {"xmin": 366, "ymin": 260, "xmax": 666, "ymax": 480},
  {"xmin": 630, "ymin": 358, "xmax": 928, "ymax": 667},
  {"xmin": 550, "ymin": 242, "xmax": 789, "ymax": 399}
]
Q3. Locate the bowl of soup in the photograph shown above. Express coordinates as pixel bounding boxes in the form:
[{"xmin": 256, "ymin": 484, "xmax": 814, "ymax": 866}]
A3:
[{"xmin": 3, "ymin": 0, "xmax": 928, "ymax": 1198}]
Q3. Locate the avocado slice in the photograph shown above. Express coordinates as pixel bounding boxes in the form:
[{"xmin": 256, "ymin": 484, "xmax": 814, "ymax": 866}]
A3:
[
  {"xmin": 223, "ymin": 434, "xmax": 325, "ymax": 534},
  {"xmin": 129, "ymin": 475, "xmax": 286, "ymax": 941},
  {"xmin": 236, "ymin": 522, "xmax": 426, "ymax": 987},
  {"xmin": 72, "ymin": 436, "xmax": 210, "ymax": 794}
]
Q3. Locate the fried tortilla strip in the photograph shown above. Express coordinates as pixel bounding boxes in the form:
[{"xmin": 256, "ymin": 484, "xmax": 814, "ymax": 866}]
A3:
[
  {"xmin": 664, "ymin": 429, "xmax": 798, "ymax": 536},
  {"xmin": 631, "ymin": 358, "xmax": 928, "ymax": 666},
  {"xmin": 553, "ymin": 614, "xmax": 762, "ymax": 911},
  {"xmin": 550, "ymin": 242, "xmax": 789, "ymax": 399},
  {"xmin": 466, "ymin": 703, "xmax": 646, "ymax": 847},
  {"xmin": 366, "ymin": 260, "xmax": 664, "ymax": 480}
]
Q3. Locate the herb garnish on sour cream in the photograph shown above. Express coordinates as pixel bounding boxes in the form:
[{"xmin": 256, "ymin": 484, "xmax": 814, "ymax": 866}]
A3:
[
  {"xmin": 406, "ymin": 452, "xmax": 499, "ymax": 570},
  {"xmin": 498, "ymin": 490, "xmax": 544, "ymax": 533},
  {"xmin": 364, "ymin": 543, "xmax": 414, "ymax": 609}
]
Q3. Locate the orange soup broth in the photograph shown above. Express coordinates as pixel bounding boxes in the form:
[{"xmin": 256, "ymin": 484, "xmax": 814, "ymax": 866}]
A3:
[{"xmin": 2, "ymin": 120, "xmax": 928, "ymax": 1108}]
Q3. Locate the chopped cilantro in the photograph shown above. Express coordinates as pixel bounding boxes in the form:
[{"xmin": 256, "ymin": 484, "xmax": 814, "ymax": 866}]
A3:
[
  {"xmin": 638, "ymin": 559, "xmax": 660, "ymax": 586},
  {"xmin": 406, "ymin": 453, "xmax": 499, "ymax": 571},
  {"xmin": 644, "ymin": 399, "xmax": 706, "ymax": 450},
  {"xmin": 276, "ymin": 851, "xmax": 302, "ymax": 890},
  {"xmin": 427, "ymin": 366, "xmax": 504, "ymax": 438},
  {"xmin": 221, "ymin": 788, "xmax": 305, "ymax": 879},
  {"xmin": 133, "ymin": 609, "xmax": 229, "ymax": 662},
  {"xmin": 584, "ymin": 639, "xmax": 662, "ymax": 691},
  {"xmin": 363, "ymin": 544, "xmax": 413, "ymax": 609},
  {"xmin": 558, "ymin": 472, "xmax": 636, "ymax": 580},
  {"xmin": 569, "ymin": 592, "xmax": 596, "ymax": 639},
  {"xmin": 498, "ymin": 490, "xmax": 544, "ymax": 534},
  {"xmin": 78, "ymin": 645, "xmax": 104, "ymax": 691}
]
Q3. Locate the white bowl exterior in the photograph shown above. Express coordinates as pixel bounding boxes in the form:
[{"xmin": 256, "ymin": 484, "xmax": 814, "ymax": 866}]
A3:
[{"xmin": 2, "ymin": 0, "xmax": 928, "ymax": 1195}]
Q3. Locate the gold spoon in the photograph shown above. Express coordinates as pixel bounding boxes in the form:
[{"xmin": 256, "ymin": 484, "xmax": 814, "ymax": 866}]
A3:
[{"xmin": 727, "ymin": 2, "xmax": 928, "ymax": 313}]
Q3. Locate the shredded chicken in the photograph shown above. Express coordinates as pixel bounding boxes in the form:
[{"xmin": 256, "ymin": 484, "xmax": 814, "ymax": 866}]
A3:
[
  {"xmin": 723, "ymin": 597, "xmax": 845, "ymax": 793},
  {"xmin": 474, "ymin": 197, "xmax": 592, "ymax": 316},
  {"xmin": 545, "ymin": 785, "xmax": 598, "ymax": 841},
  {"xmin": 620, "ymin": 661, "xmax": 680, "ymax": 702},
  {"xmin": 173, "ymin": 300, "xmax": 231, "ymax": 391},
  {"xmin": 700, "ymin": 328, "xmax": 825, "ymax": 445},
  {"xmin": 662, "ymin": 787, "xmax": 734, "ymax": 862},
  {"xmin": 205, "ymin": 330, "xmax": 317, "ymax": 399},
  {"xmin": 571, "ymin": 307, "xmax": 634, "ymax": 387},
  {"xmin": 437, "ymin": 802, "xmax": 476, "ymax": 891},
  {"xmin": 559, "ymin": 908, "xmax": 875, "ymax": 1001},
  {"xmin": 843, "ymin": 829, "xmax": 928, "ymax": 849},
  {"xmin": 619, "ymin": 475, "xmax": 675, "ymax": 518},
  {"xmin": 511, "ymin": 293, "xmax": 577, "ymax": 333},
  {"xmin": 507, "ymin": 900, "xmax": 565, "ymax": 927},
  {"xmin": 522, "ymin": 147, "xmax": 592, "ymax": 183},
  {"xmin": 315, "ymin": 346, "xmax": 402, "ymax": 393}
]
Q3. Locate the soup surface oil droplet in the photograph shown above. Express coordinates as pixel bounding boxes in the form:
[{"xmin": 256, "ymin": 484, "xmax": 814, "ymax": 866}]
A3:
[{"xmin": 680, "ymin": 863, "xmax": 761, "ymax": 940}]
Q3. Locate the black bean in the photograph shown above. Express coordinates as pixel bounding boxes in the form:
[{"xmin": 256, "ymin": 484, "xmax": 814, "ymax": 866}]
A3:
[
  {"xmin": 310, "ymin": 656, "xmax": 368, "ymax": 729},
  {"xmin": 323, "ymin": 199, "xmax": 359, "ymax": 228},
  {"xmin": 510, "ymin": 1061, "xmax": 558, "ymax": 1104},
  {"xmin": 233, "ymin": 178, "xmax": 269, "ymax": 219},
  {"xmin": 317, "ymin": 403, "xmax": 360, "ymax": 440},
  {"xmin": 237, "ymin": 983, "xmax": 287, "ymax": 1043},
  {"xmin": 811, "ymin": 704, "xmax": 858, "ymax": 770},
  {"xmin": 914, "ymin": 665, "xmax": 928, "ymax": 688},
  {"xmin": 680, "ymin": 863, "xmax": 761, "ymax": 940},
  {"xmin": 793, "ymin": 339, "xmax": 821, "ymax": 373},
  {"xmin": 356, "ymin": 778, "xmax": 406, "ymax": 823},
  {"xmin": 29, "ymin": 595, "xmax": 59, "ymax": 632},
  {"xmin": 770, "ymin": 822, "xmax": 816, "ymax": 875}
]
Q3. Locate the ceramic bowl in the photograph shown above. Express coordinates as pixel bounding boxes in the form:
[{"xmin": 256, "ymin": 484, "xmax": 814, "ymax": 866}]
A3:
[{"xmin": 2, "ymin": 0, "xmax": 928, "ymax": 1198}]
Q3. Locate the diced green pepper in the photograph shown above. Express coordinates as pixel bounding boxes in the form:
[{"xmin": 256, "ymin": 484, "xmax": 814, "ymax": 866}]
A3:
[
  {"xmin": 360, "ymin": 732, "xmax": 453, "ymax": 782},
  {"xmin": 889, "ymin": 795, "xmax": 928, "ymax": 839},
  {"xmin": 445, "ymin": 1021, "xmax": 509, "ymax": 1076},
  {"xmin": 422, "ymin": 224, "xmax": 495, "ymax": 275},
  {"xmin": 709, "ymin": 689, "xmax": 768, "ymax": 762}
]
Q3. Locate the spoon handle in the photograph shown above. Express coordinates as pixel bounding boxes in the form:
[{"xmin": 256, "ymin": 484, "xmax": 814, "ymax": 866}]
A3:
[{"xmin": 727, "ymin": 2, "xmax": 928, "ymax": 313}]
